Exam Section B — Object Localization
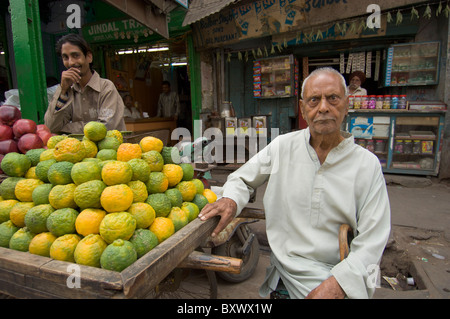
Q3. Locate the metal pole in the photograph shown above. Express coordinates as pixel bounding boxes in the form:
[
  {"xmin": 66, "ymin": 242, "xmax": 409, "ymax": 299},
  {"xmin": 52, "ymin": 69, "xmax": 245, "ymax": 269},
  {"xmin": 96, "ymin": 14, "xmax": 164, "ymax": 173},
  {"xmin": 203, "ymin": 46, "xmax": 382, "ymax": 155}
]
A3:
[
  {"xmin": 187, "ymin": 33, "xmax": 201, "ymax": 138},
  {"xmin": 10, "ymin": 0, "xmax": 48, "ymax": 123}
]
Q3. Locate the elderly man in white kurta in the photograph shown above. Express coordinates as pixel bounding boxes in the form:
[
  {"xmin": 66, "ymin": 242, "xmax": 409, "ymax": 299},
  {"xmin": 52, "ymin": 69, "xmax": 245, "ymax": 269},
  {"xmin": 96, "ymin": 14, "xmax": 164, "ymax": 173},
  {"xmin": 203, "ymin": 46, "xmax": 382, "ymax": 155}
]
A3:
[{"xmin": 198, "ymin": 67, "xmax": 391, "ymax": 299}]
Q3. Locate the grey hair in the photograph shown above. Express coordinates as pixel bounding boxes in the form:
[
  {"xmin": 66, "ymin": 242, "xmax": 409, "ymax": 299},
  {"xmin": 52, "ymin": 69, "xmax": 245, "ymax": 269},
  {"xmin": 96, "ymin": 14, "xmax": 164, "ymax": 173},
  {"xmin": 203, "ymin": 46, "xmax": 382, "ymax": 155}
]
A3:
[{"xmin": 300, "ymin": 67, "xmax": 348, "ymax": 99}]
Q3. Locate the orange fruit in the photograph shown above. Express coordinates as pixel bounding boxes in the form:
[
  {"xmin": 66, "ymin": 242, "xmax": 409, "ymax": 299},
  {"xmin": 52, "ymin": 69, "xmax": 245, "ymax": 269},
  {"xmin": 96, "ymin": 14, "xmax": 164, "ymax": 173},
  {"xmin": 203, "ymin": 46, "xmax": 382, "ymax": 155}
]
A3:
[
  {"xmin": 192, "ymin": 194, "xmax": 209, "ymax": 211},
  {"xmin": 117, "ymin": 143, "xmax": 142, "ymax": 162},
  {"xmin": 50, "ymin": 234, "xmax": 81, "ymax": 262},
  {"xmin": 146, "ymin": 193, "xmax": 172, "ymax": 217},
  {"xmin": 0, "ymin": 199, "xmax": 19, "ymax": 224},
  {"xmin": 127, "ymin": 180, "xmax": 148, "ymax": 203},
  {"xmin": 149, "ymin": 217, "xmax": 175, "ymax": 243},
  {"xmin": 46, "ymin": 207, "xmax": 79, "ymax": 237},
  {"xmin": 167, "ymin": 207, "xmax": 189, "ymax": 232},
  {"xmin": 83, "ymin": 121, "xmax": 107, "ymax": 142},
  {"xmin": 99, "ymin": 212, "xmax": 136, "ymax": 244},
  {"xmin": 100, "ymin": 239, "xmax": 137, "ymax": 272},
  {"xmin": 47, "ymin": 135, "xmax": 68, "ymax": 149},
  {"xmin": 97, "ymin": 137, "xmax": 121, "ymax": 151},
  {"xmin": 28, "ymin": 232, "xmax": 57, "ymax": 257},
  {"xmin": 9, "ymin": 201, "xmax": 35, "ymax": 228},
  {"xmin": 127, "ymin": 202, "xmax": 155, "ymax": 229},
  {"xmin": 180, "ymin": 163, "xmax": 194, "ymax": 181},
  {"xmin": 100, "ymin": 184, "xmax": 134, "ymax": 213},
  {"xmin": 141, "ymin": 150, "xmax": 164, "ymax": 172},
  {"xmin": 54, "ymin": 138, "xmax": 86, "ymax": 163},
  {"xmin": 129, "ymin": 228, "xmax": 158, "ymax": 258},
  {"xmin": 74, "ymin": 180, "xmax": 106, "ymax": 209},
  {"xmin": 191, "ymin": 178, "xmax": 205, "ymax": 194},
  {"xmin": 101, "ymin": 161, "xmax": 133, "ymax": 186},
  {"xmin": 139, "ymin": 136, "xmax": 163, "ymax": 153},
  {"xmin": 96, "ymin": 149, "xmax": 117, "ymax": 161},
  {"xmin": 75, "ymin": 208, "xmax": 107, "ymax": 236},
  {"xmin": 0, "ymin": 220, "xmax": 19, "ymax": 248},
  {"xmin": 24, "ymin": 204, "xmax": 55, "ymax": 234},
  {"xmin": 176, "ymin": 181, "xmax": 197, "ymax": 202},
  {"xmin": 146, "ymin": 172, "xmax": 168, "ymax": 194},
  {"xmin": 71, "ymin": 161, "xmax": 102, "ymax": 185},
  {"xmin": 48, "ymin": 183, "xmax": 77, "ymax": 209},
  {"xmin": 39, "ymin": 148, "xmax": 55, "ymax": 161},
  {"xmin": 128, "ymin": 158, "xmax": 151, "ymax": 183},
  {"xmin": 203, "ymin": 189, "xmax": 218, "ymax": 203},
  {"xmin": 74, "ymin": 234, "xmax": 107, "ymax": 267},
  {"xmin": 9, "ymin": 227, "xmax": 35, "ymax": 252},
  {"xmin": 181, "ymin": 202, "xmax": 200, "ymax": 222},
  {"xmin": 162, "ymin": 164, "xmax": 183, "ymax": 187},
  {"xmin": 106, "ymin": 130, "xmax": 123, "ymax": 144},
  {"xmin": 14, "ymin": 178, "xmax": 44, "ymax": 202},
  {"xmin": 82, "ymin": 139, "xmax": 98, "ymax": 158},
  {"xmin": 24, "ymin": 166, "xmax": 38, "ymax": 179}
]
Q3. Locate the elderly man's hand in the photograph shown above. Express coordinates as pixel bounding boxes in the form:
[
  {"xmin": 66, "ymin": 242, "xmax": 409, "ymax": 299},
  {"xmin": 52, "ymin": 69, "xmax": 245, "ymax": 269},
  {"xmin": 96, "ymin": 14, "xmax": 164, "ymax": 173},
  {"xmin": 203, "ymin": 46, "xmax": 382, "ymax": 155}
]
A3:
[
  {"xmin": 305, "ymin": 276, "xmax": 346, "ymax": 299},
  {"xmin": 198, "ymin": 197, "xmax": 237, "ymax": 237}
]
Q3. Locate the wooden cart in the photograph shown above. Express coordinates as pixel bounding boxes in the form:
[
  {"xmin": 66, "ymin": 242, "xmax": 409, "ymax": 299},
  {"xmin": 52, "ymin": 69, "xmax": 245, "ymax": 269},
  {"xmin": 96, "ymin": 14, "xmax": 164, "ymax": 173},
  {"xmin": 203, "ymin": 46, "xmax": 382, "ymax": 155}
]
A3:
[{"xmin": 0, "ymin": 216, "xmax": 242, "ymax": 299}]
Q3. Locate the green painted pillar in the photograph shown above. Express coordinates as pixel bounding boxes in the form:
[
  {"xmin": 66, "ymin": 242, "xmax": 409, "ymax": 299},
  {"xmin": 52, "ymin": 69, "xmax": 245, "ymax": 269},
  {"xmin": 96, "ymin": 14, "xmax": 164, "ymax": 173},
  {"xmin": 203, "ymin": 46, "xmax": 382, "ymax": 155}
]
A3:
[
  {"xmin": 10, "ymin": 0, "xmax": 48, "ymax": 123},
  {"xmin": 187, "ymin": 34, "xmax": 201, "ymax": 138}
]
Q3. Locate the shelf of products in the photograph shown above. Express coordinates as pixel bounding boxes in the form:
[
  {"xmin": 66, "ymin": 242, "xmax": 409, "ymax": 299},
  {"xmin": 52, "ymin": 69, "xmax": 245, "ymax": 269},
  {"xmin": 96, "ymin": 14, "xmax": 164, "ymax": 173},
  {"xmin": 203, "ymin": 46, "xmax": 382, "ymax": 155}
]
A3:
[
  {"xmin": 253, "ymin": 55, "xmax": 298, "ymax": 98},
  {"xmin": 347, "ymin": 110, "xmax": 446, "ymax": 176},
  {"xmin": 385, "ymin": 41, "xmax": 440, "ymax": 87}
]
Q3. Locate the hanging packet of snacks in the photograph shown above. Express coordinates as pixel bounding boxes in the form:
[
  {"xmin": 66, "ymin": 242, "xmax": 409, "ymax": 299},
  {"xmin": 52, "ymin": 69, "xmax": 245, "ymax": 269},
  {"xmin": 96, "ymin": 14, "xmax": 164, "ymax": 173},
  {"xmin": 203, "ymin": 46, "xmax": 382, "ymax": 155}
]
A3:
[
  {"xmin": 346, "ymin": 53, "xmax": 353, "ymax": 74},
  {"xmin": 340, "ymin": 53, "xmax": 345, "ymax": 74},
  {"xmin": 374, "ymin": 51, "xmax": 381, "ymax": 81},
  {"xmin": 366, "ymin": 51, "xmax": 372, "ymax": 78}
]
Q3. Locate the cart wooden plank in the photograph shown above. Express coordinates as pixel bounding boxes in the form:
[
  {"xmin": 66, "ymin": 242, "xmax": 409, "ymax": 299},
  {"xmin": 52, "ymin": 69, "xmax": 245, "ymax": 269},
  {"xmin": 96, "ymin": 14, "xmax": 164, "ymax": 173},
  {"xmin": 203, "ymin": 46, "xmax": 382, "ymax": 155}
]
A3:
[
  {"xmin": 0, "ymin": 217, "xmax": 218, "ymax": 299},
  {"xmin": 120, "ymin": 217, "xmax": 219, "ymax": 298}
]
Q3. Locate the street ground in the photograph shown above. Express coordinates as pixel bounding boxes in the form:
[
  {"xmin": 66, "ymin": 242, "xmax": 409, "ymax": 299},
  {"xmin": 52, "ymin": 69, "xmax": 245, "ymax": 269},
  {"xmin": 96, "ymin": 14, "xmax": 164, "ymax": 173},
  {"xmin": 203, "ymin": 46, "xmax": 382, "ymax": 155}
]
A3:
[{"xmin": 207, "ymin": 166, "xmax": 450, "ymax": 299}]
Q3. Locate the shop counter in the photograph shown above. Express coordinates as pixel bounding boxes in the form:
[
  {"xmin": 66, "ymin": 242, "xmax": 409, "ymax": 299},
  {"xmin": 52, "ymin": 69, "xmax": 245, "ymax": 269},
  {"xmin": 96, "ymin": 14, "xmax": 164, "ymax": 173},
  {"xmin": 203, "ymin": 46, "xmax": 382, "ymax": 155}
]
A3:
[
  {"xmin": 125, "ymin": 117, "xmax": 176, "ymax": 133},
  {"xmin": 124, "ymin": 117, "xmax": 176, "ymax": 145}
]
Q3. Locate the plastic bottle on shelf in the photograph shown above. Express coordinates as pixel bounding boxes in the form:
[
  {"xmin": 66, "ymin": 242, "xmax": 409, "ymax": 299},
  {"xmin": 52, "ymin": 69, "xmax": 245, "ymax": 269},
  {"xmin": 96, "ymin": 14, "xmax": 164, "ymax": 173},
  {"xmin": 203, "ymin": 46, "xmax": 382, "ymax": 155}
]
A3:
[
  {"xmin": 354, "ymin": 95, "xmax": 362, "ymax": 109},
  {"xmin": 376, "ymin": 95, "xmax": 384, "ymax": 109},
  {"xmin": 383, "ymin": 95, "xmax": 391, "ymax": 109},
  {"xmin": 368, "ymin": 95, "xmax": 377, "ymax": 109},
  {"xmin": 361, "ymin": 95, "xmax": 369, "ymax": 109},
  {"xmin": 399, "ymin": 95, "xmax": 407, "ymax": 109},
  {"xmin": 348, "ymin": 95, "xmax": 355, "ymax": 109},
  {"xmin": 391, "ymin": 95, "xmax": 399, "ymax": 109}
]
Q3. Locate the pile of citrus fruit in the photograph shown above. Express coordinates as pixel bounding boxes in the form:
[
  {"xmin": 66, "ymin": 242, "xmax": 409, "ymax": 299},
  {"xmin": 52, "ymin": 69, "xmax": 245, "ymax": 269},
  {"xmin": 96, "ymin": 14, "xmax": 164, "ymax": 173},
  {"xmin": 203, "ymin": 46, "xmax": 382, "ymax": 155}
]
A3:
[{"xmin": 0, "ymin": 121, "xmax": 217, "ymax": 272}]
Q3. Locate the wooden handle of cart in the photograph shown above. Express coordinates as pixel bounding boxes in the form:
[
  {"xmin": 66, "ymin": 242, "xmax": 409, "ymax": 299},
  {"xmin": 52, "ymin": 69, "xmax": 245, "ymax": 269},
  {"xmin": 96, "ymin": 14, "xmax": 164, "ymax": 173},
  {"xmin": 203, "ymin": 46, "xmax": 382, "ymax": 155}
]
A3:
[
  {"xmin": 178, "ymin": 251, "xmax": 242, "ymax": 274},
  {"xmin": 238, "ymin": 207, "xmax": 265, "ymax": 219}
]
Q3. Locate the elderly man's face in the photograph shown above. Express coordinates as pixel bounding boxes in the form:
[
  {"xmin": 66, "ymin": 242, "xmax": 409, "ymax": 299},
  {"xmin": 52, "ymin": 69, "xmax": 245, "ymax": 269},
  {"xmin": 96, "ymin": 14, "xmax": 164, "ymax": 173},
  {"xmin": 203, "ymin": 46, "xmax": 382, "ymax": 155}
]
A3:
[
  {"xmin": 300, "ymin": 72, "xmax": 348, "ymax": 137},
  {"xmin": 349, "ymin": 76, "xmax": 362, "ymax": 89}
]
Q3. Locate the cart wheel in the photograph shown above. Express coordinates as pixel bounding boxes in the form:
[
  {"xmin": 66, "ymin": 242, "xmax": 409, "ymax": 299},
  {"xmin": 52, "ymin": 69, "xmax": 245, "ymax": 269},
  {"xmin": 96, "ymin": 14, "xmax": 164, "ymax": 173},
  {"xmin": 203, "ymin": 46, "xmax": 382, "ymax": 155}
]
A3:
[{"xmin": 212, "ymin": 225, "xmax": 260, "ymax": 283}]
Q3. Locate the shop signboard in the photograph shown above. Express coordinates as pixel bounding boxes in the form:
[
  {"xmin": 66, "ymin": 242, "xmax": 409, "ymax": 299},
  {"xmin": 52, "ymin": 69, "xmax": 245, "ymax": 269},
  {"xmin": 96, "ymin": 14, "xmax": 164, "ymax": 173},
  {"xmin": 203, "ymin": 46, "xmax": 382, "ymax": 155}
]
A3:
[
  {"xmin": 82, "ymin": 18, "xmax": 152, "ymax": 44},
  {"xmin": 192, "ymin": 0, "xmax": 429, "ymax": 49},
  {"xmin": 175, "ymin": 0, "xmax": 188, "ymax": 9}
]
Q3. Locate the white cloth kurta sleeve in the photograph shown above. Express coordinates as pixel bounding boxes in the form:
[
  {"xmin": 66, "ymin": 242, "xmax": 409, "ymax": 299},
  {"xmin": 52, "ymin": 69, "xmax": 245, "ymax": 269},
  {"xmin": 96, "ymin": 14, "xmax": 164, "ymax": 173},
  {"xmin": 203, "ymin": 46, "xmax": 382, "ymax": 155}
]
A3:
[
  {"xmin": 330, "ymin": 162, "xmax": 391, "ymax": 298},
  {"xmin": 221, "ymin": 137, "xmax": 277, "ymax": 215}
]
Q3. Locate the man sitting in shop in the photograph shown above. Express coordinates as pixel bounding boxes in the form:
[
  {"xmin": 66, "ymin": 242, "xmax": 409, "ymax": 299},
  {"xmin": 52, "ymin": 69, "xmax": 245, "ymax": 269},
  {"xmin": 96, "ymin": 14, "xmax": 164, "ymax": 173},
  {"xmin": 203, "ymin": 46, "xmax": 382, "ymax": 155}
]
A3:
[
  {"xmin": 44, "ymin": 33, "xmax": 126, "ymax": 134},
  {"xmin": 347, "ymin": 70, "xmax": 368, "ymax": 96},
  {"xmin": 198, "ymin": 67, "xmax": 391, "ymax": 299},
  {"xmin": 123, "ymin": 94, "xmax": 143, "ymax": 119},
  {"xmin": 156, "ymin": 80, "xmax": 180, "ymax": 122}
]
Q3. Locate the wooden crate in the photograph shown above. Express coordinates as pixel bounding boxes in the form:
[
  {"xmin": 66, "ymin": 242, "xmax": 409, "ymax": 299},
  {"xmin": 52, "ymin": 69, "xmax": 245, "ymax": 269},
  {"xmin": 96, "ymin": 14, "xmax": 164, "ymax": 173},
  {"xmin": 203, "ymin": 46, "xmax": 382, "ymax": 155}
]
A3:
[{"xmin": 0, "ymin": 217, "xmax": 218, "ymax": 299}]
